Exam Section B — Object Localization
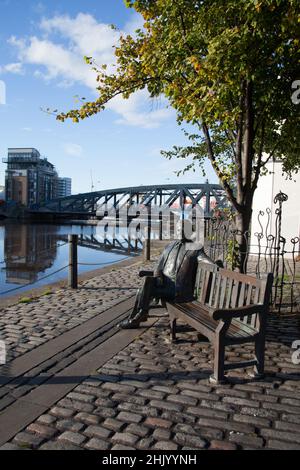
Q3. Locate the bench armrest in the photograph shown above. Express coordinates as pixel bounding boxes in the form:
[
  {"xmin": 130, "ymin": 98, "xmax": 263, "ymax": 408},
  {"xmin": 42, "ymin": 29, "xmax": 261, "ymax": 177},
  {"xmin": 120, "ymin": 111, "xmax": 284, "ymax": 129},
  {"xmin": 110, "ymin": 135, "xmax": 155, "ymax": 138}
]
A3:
[
  {"xmin": 212, "ymin": 304, "xmax": 265, "ymax": 321},
  {"xmin": 139, "ymin": 270, "xmax": 154, "ymax": 278}
]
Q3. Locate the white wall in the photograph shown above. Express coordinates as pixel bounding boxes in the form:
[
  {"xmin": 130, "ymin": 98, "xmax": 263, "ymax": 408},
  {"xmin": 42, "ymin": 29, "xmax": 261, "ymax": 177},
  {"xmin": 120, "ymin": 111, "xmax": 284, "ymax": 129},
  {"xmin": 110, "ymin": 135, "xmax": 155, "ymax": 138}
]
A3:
[{"xmin": 251, "ymin": 159, "xmax": 300, "ymax": 256}]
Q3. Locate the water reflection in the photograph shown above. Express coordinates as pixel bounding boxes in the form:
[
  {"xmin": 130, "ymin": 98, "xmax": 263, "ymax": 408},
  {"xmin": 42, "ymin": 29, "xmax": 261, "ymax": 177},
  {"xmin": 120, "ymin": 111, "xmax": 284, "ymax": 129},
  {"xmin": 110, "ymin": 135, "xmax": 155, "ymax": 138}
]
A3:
[
  {"xmin": 4, "ymin": 224, "xmax": 57, "ymax": 285},
  {"xmin": 0, "ymin": 222, "xmax": 142, "ymax": 297}
]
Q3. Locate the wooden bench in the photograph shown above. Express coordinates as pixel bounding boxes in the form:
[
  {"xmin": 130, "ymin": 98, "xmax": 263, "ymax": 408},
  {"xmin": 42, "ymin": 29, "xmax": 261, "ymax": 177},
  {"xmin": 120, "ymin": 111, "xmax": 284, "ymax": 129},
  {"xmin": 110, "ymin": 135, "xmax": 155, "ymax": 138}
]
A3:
[{"xmin": 166, "ymin": 261, "xmax": 273, "ymax": 384}]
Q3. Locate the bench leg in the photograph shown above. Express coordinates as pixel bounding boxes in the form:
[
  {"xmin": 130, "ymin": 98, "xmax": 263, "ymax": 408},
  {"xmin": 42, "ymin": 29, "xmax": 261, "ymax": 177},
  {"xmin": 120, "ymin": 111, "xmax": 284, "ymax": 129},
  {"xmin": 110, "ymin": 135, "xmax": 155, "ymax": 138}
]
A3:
[
  {"xmin": 170, "ymin": 318, "xmax": 177, "ymax": 343},
  {"xmin": 252, "ymin": 336, "xmax": 265, "ymax": 378},
  {"xmin": 210, "ymin": 340, "xmax": 226, "ymax": 384}
]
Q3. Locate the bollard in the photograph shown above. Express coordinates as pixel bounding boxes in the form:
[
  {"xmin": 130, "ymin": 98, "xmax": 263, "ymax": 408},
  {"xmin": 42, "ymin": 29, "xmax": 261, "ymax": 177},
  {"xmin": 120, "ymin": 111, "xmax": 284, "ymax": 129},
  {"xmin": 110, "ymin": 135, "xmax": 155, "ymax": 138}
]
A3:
[{"xmin": 68, "ymin": 234, "xmax": 78, "ymax": 289}]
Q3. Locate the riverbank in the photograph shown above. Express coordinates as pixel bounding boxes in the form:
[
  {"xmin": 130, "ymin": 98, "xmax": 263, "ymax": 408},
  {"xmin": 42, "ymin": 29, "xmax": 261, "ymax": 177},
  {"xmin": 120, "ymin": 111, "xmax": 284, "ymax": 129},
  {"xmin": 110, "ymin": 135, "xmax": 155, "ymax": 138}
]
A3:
[{"xmin": 0, "ymin": 240, "xmax": 167, "ymax": 309}]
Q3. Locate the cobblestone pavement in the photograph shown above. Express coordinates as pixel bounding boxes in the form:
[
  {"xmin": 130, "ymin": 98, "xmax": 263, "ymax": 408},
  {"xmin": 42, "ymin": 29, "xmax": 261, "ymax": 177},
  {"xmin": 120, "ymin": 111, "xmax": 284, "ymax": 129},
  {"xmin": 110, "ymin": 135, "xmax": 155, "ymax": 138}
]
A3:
[
  {"xmin": 3, "ymin": 310, "xmax": 300, "ymax": 450},
  {"xmin": 0, "ymin": 258, "xmax": 155, "ymax": 362}
]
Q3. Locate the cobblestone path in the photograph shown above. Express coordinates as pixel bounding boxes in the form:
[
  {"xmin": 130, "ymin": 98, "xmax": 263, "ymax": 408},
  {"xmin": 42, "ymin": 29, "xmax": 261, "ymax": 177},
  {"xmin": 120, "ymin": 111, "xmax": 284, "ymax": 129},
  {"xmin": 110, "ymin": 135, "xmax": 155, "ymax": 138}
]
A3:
[
  {"xmin": 0, "ymin": 258, "xmax": 154, "ymax": 362},
  {"xmin": 3, "ymin": 312, "xmax": 300, "ymax": 450},
  {"xmin": 0, "ymin": 250, "xmax": 300, "ymax": 451}
]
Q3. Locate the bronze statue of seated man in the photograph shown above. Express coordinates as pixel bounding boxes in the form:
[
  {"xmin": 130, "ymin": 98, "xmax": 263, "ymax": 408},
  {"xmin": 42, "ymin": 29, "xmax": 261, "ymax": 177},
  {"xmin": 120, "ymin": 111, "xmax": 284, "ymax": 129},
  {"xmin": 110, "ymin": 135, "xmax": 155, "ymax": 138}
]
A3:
[{"xmin": 119, "ymin": 234, "xmax": 221, "ymax": 329}]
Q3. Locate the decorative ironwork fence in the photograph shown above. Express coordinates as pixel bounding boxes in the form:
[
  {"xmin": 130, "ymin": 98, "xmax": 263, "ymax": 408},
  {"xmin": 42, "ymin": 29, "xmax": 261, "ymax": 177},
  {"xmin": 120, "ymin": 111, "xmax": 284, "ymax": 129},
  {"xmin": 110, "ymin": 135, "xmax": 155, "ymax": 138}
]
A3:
[{"xmin": 204, "ymin": 192, "xmax": 300, "ymax": 313}]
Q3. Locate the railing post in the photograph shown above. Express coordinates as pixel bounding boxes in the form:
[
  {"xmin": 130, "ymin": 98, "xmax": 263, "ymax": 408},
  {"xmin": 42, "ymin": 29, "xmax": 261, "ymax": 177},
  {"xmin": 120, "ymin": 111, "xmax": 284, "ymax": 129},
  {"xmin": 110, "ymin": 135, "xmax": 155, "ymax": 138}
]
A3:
[
  {"xmin": 159, "ymin": 211, "xmax": 163, "ymax": 241},
  {"xmin": 68, "ymin": 234, "xmax": 78, "ymax": 289},
  {"xmin": 144, "ymin": 205, "xmax": 151, "ymax": 261}
]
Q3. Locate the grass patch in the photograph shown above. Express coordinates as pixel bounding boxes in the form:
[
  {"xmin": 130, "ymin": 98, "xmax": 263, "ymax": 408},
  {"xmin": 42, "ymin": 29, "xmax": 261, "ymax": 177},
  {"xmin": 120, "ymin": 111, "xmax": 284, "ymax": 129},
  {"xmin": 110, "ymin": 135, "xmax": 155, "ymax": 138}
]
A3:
[
  {"xmin": 18, "ymin": 297, "xmax": 34, "ymax": 304},
  {"xmin": 42, "ymin": 289, "xmax": 53, "ymax": 296}
]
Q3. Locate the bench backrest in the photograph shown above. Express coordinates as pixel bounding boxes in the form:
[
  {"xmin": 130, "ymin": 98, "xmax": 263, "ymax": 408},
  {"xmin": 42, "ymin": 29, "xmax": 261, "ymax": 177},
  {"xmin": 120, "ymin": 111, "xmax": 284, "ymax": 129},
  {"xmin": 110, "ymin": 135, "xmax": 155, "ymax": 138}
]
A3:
[{"xmin": 195, "ymin": 261, "xmax": 273, "ymax": 327}]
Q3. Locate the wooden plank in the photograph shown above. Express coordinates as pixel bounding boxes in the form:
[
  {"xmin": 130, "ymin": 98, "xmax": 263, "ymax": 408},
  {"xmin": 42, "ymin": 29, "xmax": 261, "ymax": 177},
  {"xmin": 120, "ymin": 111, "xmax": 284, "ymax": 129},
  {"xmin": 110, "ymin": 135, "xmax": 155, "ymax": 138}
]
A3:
[
  {"xmin": 213, "ymin": 273, "xmax": 222, "ymax": 308},
  {"xmin": 238, "ymin": 282, "xmax": 246, "ymax": 307},
  {"xmin": 219, "ymin": 276, "xmax": 227, "ymax": 309},
  {"xmin": 225, "ymin": 278, "xmax": 234, "ymax": 308}
]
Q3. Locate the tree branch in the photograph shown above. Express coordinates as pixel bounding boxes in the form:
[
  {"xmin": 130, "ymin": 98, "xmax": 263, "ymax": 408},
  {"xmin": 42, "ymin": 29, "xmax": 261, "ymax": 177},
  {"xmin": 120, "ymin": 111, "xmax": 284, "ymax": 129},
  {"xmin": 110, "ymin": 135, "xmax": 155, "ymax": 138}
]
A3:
[{"xmin": 202, "ymin": 122, "xmax": 240, "ymax": 211}]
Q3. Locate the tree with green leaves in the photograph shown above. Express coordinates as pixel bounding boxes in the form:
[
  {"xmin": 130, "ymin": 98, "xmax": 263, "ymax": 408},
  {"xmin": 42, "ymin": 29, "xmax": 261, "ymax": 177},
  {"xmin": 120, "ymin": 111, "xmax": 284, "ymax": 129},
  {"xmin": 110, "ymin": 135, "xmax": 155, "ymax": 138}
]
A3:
[{"xmin": 57, "ymin": 0, "xmax": 300, "ymax": 272}]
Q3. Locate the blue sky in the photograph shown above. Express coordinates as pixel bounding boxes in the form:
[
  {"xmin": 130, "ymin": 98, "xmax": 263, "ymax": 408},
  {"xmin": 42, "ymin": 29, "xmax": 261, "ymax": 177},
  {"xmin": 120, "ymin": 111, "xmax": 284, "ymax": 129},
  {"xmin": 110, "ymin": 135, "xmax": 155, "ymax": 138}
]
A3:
[{"xmin": 0, "ymin": 0, "xmax": 216, "ymax": 194}]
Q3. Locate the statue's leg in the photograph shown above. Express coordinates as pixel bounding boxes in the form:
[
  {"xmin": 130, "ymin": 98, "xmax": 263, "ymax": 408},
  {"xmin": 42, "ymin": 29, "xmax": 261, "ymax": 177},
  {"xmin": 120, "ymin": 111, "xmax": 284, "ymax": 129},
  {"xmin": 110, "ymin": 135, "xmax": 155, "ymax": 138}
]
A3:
[{"xmin": 118, "ymin": 277, "xmax": 156, "ymax": 329}]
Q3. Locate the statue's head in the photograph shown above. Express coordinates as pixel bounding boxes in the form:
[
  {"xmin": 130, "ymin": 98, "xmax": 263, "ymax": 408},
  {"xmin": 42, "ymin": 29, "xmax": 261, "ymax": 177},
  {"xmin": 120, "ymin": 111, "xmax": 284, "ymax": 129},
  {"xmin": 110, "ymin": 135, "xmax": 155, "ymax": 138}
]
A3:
[{"xmin": 180, "ymin": 219, "xmax": 193, "ymax": 242}]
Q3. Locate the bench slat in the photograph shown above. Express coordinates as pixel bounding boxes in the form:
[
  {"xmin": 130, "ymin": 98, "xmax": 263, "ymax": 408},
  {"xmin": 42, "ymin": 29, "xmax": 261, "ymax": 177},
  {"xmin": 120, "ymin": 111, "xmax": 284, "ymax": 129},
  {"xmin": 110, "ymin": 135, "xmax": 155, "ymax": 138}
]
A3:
[{"xmin": 170, "ymin": 302, "xmax": 257, "ymax": 340}]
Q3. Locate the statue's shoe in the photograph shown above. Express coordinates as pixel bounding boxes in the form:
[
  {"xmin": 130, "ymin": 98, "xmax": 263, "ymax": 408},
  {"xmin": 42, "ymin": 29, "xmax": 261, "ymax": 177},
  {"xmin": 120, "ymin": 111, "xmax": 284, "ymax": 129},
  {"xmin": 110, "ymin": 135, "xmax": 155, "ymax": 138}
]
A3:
[{"xmin": 118, "ymin": 310, "xmax": 148, "ymax": 329}]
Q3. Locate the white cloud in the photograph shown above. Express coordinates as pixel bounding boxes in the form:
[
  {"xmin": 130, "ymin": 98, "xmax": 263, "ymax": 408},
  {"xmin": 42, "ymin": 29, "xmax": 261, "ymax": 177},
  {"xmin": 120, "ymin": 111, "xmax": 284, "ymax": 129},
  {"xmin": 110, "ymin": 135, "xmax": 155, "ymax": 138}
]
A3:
[
  {"xmin": 108, "ymin": 89, "xmax": 174, "ymax": 129},
  {"xmin": 62, "ymin": 142, "xmax": 83, "ymax": 157},
  {"xmin": 124, "ymin": 13, "xmax": 145, "ymax": 36},
  {"xmin": 21, "ymin": 127, "xmax": 32, "ymax": 132},
  {"xmin": 0, "ymin": 62, "xmax": 24, "ymax": 75},
  {"xmin": 8, "ymin": 13, "xmax": 173, "ymax": 129}
]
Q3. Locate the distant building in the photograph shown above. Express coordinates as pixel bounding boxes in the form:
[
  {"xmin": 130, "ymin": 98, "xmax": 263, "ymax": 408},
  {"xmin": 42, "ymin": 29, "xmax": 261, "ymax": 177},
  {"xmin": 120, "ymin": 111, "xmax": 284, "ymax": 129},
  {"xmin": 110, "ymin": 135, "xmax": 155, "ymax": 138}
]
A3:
[
  {"xmin": 3, "ymin": 148, "xmax": 58, "ymax": 206},
  {"xmin": 57, "ymin": 177, "xmax": 72, "ymax": 198}
]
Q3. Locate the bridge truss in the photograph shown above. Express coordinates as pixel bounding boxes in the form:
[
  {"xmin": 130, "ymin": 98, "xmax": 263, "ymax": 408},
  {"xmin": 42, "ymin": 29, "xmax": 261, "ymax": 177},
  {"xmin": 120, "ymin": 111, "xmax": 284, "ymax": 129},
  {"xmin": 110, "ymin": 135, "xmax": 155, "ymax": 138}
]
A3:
[{"xmin": 30, "ymin": 183, "xmax": 229, "ymax": 218}]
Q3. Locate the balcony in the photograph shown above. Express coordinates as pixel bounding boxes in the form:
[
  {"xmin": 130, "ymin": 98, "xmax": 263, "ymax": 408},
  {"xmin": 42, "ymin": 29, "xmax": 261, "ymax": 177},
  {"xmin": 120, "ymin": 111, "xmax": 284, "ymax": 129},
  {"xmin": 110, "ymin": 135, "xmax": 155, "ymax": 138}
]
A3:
[{"xmin": 2, "ymin": 156, "xmax": 40, "ymax": 163}]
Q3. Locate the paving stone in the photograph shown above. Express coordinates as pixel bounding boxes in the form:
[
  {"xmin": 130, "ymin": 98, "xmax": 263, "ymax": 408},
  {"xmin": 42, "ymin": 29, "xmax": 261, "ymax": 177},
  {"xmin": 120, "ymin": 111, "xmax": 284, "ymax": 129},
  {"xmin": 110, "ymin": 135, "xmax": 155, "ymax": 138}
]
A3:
[
  {"xmin": 0, "ymin": 443, "xmax": 23, "ymax": 450},
  {"xmin": 174, "ymin": 433, "xmax": 207, "ymax": 449},
  {"xmin": 233, "ymin": 413, "xmax": 271, "ymax": 428},
  {"xmin": 149, "ymin": 399, "xmax": 183, "ymax": 412},
  {"xmin": 228, "ymin": 432, "xmax": 264, "ymax": 448},
  {"xmin": 37, "ymin": 414, "xmax": 57, "ymax": 425},
  {"xmin": 67, "ymin": 392, "xmax": 96, "ymax": 404},
  {"xmin": 222, "ymin": 397, "xmax": 260, "ymax": 408},
  {"xmin": 39, "ymin": 441, "xmax": 82, "ymax": 450},
  {"xmin": 281, "ymin": 414, "xmax": 300, "ymax": 425},
  {"xmin": 50, "ymin": 406, "xmax": 76, "ymax": 418},
  {"xmin": 84, "ymin": 425, "xmax": 112, "ymax": 439},
  {"xmin": 153, "ymin": 428, "xmax": 172, "ymax": 441},
  {"xmin": 187, "ymin": 406, "xmax": 228, "ymax": 420},
  {"xmin": 117, "ymin": 411, "xmax": 143, "ymax": 424},
  {"xmin": 111, "ymin": 394, "xmax": 147, "ymax": 406},
  {"xmin": 85, "ymin": 438, "xmax": 110, "ymax": 450},
  {"xmin": 240, "ymin": 407, "xmax": 278, "ymax": 419},
  {"xmin": 26, "ymin": 423, "xmax": 58, "ymax": 439},
  {"xmin": 75, "ymin": 412, "xmax": 100, "ymax": 425},
  {"xmin": 196, "ymin": 427, "xmax": 224, "ymax": 441},
  {"xmin": 210, "ymin": 440, "xmax": 237, "ymax": 450},
  {"xmin": 56, "ymin": 419, "xmax": 85, "ymax": 433},
  {"xmin": 137, "ymin": 389, "xmax": 166, "ymax": 400},
  {"xmin": 102, "ymin": 382, "xmax": 136, "ymax": 394},
  {"xmin": 111, "ymin": 444, "xmax": 136, "ymax": 450},
  {"xmin": 111, "ymin": 432, "xmax": 139, "ymax": 447},
  {"xmin": 152, "ymin": 441, "xmax": 179, "ymax": 450},
  {"xmin": 13, "ymin": 432, "xmax": 44, "ymax": 449},
  {"xmin": 144, "ymin": 417, "xmax": 173, "ymax": 429},
  {"xmin": 260, "ymin": 428, "xmax": 300, "ymax": 444},
  {"xmin": 137, "ymin": 437, "xmax": 155, "ymax": 450},
  {"xmin": 161, "ymin": 410, "xmax": 197, "ymax": 425},
  {"xmin": 126, "ymin": 423, "xmax": 150, "ymax": 438},
  {"xmin": 103, "ymin": 418, "xmax": 126, "ymax": 432},
  {"xmin": 94, "ymin": 407, "xmax": 117, "ymax": 419},
  {"xmin": 197, "ymin": 417, "xmax": 255, "ymax": 434},
  {"xmin": 58, "ymin": 431, "xmax": 86, "ymax": 446},
  {"xmin": 167, "ymin": 394, "xmax": 198, "ymax": 407},
  {"xmin": 267, "ymin": 440, "xmax": 300, "ymax": 450}
]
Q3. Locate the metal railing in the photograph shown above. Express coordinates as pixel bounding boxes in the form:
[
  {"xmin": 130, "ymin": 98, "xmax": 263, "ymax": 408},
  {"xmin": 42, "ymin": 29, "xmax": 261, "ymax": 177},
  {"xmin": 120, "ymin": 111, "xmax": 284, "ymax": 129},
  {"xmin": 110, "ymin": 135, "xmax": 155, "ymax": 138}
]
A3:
[{"xmin": 204, "ymin": 192, "xmax": 300, "ymax": 313}]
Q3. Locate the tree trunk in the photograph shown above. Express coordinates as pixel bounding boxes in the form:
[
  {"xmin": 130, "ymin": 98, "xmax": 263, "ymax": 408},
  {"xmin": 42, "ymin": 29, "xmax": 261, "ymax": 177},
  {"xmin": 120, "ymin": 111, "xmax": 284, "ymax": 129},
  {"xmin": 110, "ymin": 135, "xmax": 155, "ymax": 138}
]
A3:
[{"xmin": 234, "ymin": 208, "xmax": 252, "ymax": 273}]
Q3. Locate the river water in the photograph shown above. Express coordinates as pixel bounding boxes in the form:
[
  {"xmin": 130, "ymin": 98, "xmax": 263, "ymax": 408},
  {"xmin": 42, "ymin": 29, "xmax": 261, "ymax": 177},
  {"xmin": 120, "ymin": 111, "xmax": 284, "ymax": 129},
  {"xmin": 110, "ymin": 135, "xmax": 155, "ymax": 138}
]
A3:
[{"xmin": 0, "ymin": 221, "xmax": 143, "ymax": 298}]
